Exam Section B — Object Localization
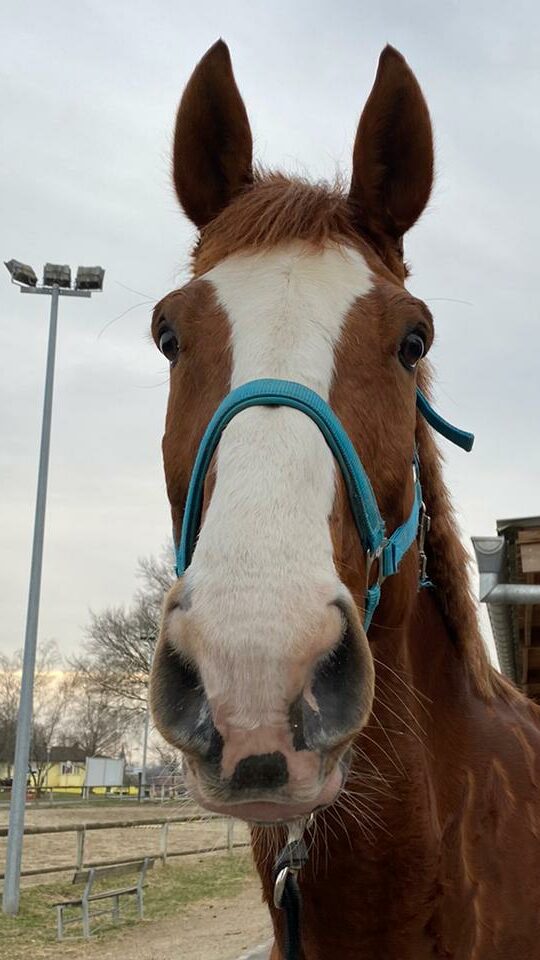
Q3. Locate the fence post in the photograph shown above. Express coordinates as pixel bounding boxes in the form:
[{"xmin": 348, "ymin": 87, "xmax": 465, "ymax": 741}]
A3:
[
  {"xmin": 160, "ymin": 822, "xmax": 169, "ymax": 865},
  {"xmin": 226, "ymin": 819, "xmax": 234, "ymax": 854},
  {"xmin": 75, "ymin": 828, "xmax": 86, "ymax": 870}
]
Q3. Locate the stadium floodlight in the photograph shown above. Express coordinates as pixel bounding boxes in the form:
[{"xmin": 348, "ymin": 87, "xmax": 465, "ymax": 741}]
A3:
[
  {"xmin": 43, "ymin": 262, "xmax": 71, "ymax": 288},
  {"xmin": 75, "ymin": 265, "xmax": 105, "ymax": 291},
  {"xmin": 4, "ymin": 259, "xmax": 38, "ymax": 287},
  {"xmin": 2, "ymin": 255, "xmax": 103, "ymax": 917}
]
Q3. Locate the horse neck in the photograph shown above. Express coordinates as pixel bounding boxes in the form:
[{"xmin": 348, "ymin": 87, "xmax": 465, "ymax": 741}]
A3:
[
  {"xmin": 258, "ymin": 420, "xmax": 501, "ymax": 953},
  {"xmin": 347, "ymin": 580, "xmax": 474, "ymax": 824},
  {"xmin": 254, "ymin": 586, "xmax": 487, "ymax": 957}
]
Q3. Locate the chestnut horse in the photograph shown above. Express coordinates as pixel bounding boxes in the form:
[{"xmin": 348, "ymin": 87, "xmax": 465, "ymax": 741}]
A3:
[{"xmin": 150, "ymin": 41, "xmax": 540, "ymax": 958}]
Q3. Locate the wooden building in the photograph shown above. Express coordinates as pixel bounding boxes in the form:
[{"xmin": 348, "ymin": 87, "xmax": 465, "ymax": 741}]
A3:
[
  {"xmin": 474, "ymin": 516, "xmax": 540, "ymax": 702},
  {"xmin": 494, "ymin": 517, "xmax": 540, "ymax": 701}
]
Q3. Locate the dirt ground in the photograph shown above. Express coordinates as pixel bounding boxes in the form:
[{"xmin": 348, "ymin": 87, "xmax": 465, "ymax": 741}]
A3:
[
  {"xmin": 0, "ymin": 800, "xmax": 251, "ymax": 887},
  {"xmin": 44, "ymin": 881, "xmax": 273, "ymax": 960}
]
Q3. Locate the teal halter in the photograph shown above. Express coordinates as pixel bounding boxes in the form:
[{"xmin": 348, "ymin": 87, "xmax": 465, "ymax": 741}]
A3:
[{"xmin": 175, "ymin": 379, "xmax": 473, "ymax": 630}]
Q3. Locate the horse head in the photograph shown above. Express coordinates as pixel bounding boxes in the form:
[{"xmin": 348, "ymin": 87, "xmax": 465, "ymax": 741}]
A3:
[{"xmin": 150, "ymin": 41, "xmax": 435, "ymax": 823}]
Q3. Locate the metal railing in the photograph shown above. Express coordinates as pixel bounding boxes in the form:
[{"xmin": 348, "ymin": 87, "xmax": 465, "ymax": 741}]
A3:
[{"xmin": 0, "ymin": 784, "xmax": 136, "ymax": 801}]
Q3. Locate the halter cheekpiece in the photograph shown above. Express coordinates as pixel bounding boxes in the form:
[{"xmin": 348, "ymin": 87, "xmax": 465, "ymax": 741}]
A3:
[{"xmin": 175, "ymin": 378, "xmax": 473, "ymax": 629}]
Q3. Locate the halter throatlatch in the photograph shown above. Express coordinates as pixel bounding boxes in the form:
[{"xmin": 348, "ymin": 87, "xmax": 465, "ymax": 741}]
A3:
[{"xmin": 175, "ymin": 378, "xmax": 473, "ymax": 629}]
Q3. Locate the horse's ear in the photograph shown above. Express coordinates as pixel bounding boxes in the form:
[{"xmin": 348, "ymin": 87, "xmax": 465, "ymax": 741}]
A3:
[
  {"xmin": 348, "ymin": 46, "xmax": 433, "ymax": 244},
  {"xmin": 173, "ymin": 40, "xmax": 253, "ymax": 229}
]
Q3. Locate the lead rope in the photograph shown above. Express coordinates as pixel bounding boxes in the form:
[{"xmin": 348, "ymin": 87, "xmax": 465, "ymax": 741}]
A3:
[{"xmin": 273, "ymin": 821, "xmax": 309, "ymax": 960}]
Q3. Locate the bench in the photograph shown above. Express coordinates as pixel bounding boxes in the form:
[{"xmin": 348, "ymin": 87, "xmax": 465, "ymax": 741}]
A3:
[{"xmin": 53, "ymin": 857, "xmax": 155, "ymax": 940}]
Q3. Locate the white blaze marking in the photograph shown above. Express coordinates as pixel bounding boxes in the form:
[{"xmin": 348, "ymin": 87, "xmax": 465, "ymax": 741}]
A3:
[{"xmin": 178, "ymin": 242, "xmax": 372, "ymax": 722}]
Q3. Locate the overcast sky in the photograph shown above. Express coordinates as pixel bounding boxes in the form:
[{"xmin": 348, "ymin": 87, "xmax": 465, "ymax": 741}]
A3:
[{"xmin": 1, "ymin": 0, "xmax": 539, "ymax": 663}]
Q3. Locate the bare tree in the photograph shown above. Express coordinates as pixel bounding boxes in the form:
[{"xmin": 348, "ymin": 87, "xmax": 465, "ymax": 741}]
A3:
[
  {"xmin": 154, "ymin": 742, "xmax": 183, "ymax": 774},
  {"xmin": 0, "ymin": 653, "xmax": 20, "ymax": 772},
  {"xmin": 72, "ymin": 550, "xmax": 174, "ymax": 711},
  {"xmin": 136, "ymin": 552, "xmax": 175, "ymax": 611},
  {"xmin": 62, "ymin": 679, "xmax": 133, "ymax": 757},
  {"xmin": 151, "ymin": 742, "xmax": 185, "ymax": 793},
  {"xmin": 0, "ymin": 641, "xmax": 70, "ymax": 792},
  {"xmin": 31, "ymin": 642, "xmax": 73, "ymax": 792}
]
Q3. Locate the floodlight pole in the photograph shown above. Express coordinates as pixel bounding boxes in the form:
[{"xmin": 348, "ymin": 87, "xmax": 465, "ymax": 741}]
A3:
[
  {"xmin": 141, "ymin": 703, "xmax": 150, "ymax": 797},
  {"xmin": 2, "ymin": 282, "xmax": 92, "ymax": 916}
]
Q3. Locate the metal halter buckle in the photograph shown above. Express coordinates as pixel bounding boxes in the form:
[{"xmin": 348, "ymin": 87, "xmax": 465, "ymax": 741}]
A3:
[
  {"xmin": 365, "ymin": 540, "xmax": 387, "ymax": 592},
  {"xmin": 273, "ymin": 818, "xmax": 310, "ymax": 909},
  {"xmin": 273, "ymin": 866, "xmax": 290, "ymax": 908},
  {"xmin": 418, "ymin": 502, "xmax": 431, "ymax": 583}
]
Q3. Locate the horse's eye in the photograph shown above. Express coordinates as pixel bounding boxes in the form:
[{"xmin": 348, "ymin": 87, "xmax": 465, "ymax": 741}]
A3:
[
  {"xmin": 399, "ymin": 331, "xmax": 425, "ymax": 370},
  {"xmin": 159, "ymin": 328, "xmax": 180, "ymax": 364}
]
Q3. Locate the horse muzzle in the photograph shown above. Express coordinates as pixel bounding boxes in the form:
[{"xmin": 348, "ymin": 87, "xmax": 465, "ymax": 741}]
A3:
[{"xmin": 150, "ymin": 597, "xmax": 374, "ymax": 822}]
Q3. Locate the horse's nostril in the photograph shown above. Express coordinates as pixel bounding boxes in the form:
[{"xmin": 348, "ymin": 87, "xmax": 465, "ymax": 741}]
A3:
[
  {"xmin": 150, "ymin": 640, "xmax": 222, "ymax": 764},
  {"xmin": 290, "ymin": 605, "xmax": 367, "ymax": 751},
  {"xmin": 230, "ymin": 752, "xmax": 289, "ymax": 792},
  {"xmin": 312, "ymin": 608, "xmax": 366, "ymax": 736}
]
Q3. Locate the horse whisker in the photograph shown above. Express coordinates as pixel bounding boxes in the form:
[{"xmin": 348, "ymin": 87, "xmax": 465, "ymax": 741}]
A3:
[{"xmin": 372, "ymin": 656, "xmax": 432, "ymax": 709}]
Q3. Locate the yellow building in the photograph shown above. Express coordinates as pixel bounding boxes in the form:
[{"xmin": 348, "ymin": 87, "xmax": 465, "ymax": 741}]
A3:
[
  {"xmin": 2, "ymin": 746, "xmax": 138, "ymax": 796},
  {"xmin": 44, "ymin": 746, "xmax": 87, "ymax": 791},
  {"xmin": 0, "ymin": 760, "xmax": 12, "ymax": 782}
]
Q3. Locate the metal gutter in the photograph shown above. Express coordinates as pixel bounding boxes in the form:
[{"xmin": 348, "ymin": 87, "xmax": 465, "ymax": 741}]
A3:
[
  {"xmin": 472, "ymin": 536, "xmax": 540, "ymax": 605},
  {"xmin": 471, "ymin": 536, "xmax": 540, "ymax": 683}
]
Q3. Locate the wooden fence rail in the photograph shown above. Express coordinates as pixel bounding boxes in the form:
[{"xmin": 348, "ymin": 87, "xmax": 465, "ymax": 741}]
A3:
[
  {"xmin": 0, "ymin": 814, "xmax": 248, "ymax": 881},
  {"xmin": 0, "ymin": 812, "xmax": 221, "ymax": 837}
]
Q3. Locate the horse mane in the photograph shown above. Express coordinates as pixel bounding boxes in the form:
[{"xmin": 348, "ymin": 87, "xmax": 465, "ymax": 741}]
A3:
[
  {"xmin": 192, "ymin": 171, "xmax": 522, "ymax": 706},
  {"xmin": 414, "ymin": 389, "xmax": 515, "ymax": 702},
  {"xmin": 191, "ymin": 171, "xmax": 375, "ymax": 276}
]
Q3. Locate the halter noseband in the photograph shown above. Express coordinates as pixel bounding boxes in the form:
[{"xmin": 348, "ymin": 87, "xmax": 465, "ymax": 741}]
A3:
[{"xmin": 175, "ymin": 378, "xmax": 473, "ymax": 629}]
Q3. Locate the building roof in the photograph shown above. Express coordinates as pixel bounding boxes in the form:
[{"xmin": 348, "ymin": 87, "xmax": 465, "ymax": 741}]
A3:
[
  {"xmin": 496, "ymin": 515, "xmax": 540, "ymax": 535},
  {"xmin": 48, "ymin": 745, "xmax": 87, "ymax": 763}
]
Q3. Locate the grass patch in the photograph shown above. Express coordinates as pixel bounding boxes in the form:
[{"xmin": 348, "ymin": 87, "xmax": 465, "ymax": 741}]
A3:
[
  {"xmin": 145, "ymin": 851, "xmax": 255, "ymax": 918},
  {"xmin": 0, "ymin": 852, "xmax": 256, "ymax": 959}
]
